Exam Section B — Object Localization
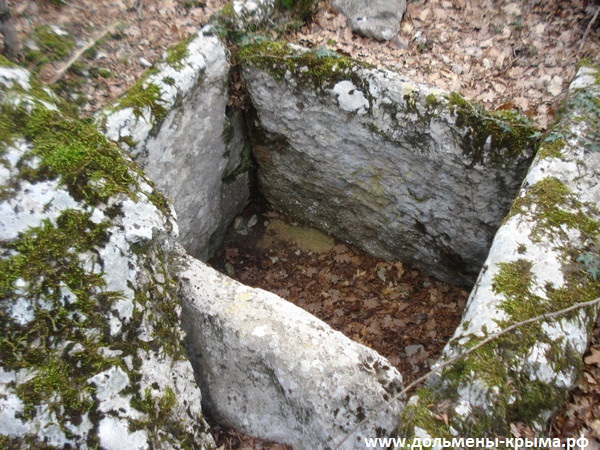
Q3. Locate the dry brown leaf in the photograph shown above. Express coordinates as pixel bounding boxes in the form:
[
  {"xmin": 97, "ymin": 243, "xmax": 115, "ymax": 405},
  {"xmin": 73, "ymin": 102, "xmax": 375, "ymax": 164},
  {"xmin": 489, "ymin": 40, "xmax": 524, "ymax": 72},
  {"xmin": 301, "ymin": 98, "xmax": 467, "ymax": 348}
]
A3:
[{"xmin": 585, "ymin": 347, "xmax": 600, "ymax": 366}]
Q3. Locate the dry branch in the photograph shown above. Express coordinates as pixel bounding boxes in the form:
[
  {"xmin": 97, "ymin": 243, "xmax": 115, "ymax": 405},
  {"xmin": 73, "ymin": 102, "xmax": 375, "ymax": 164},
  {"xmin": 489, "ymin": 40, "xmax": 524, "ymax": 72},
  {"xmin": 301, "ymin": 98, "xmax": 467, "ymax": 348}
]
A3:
[
  {"xmin": 334, "ymin": 296, "xmax": 600, "ymax": 449},
  {"xmin": 579, "ymin": 6, "xmax": 600, "ymax": 54},
  {"xmin": 48, "ymin": 21, "xmax": 119, "ymax": 85}
]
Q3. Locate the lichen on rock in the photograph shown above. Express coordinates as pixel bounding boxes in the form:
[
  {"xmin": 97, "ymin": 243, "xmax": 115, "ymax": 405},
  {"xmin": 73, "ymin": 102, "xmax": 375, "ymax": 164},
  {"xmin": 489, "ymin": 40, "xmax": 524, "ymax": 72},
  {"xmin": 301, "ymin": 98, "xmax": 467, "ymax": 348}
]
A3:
[
  {"xmin": 397, "ymin": 66, "xmax": 600, "ymax": 441},
  {"xmin": 0, "ymin": 63, "xmax": 214, "ymax": 449},
  {"xmin": 238, "ymin": 39, "xmax": 537, "ymax": 285}
]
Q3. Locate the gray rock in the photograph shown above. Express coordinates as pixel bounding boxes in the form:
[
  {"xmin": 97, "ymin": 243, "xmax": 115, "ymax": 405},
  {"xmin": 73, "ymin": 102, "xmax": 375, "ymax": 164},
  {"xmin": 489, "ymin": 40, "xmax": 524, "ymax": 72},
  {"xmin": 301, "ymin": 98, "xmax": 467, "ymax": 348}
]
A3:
[
  {"xmin": 178, "ymin": 253, "xmax": 404, "ymax": 449},
  {"xmin": 240, "ymin": 42, "xmax": 536, "ymax": 285},
  {"xmin": 98, "ymin": 25, "xmax": 251, "ymax": 260},
  {"xmin": 233, "ymin": 0, "xmax": 275, "ymax": 25},
  {"xmin": 399, "ymin": 66, "xmax": 600, "ymax": 438},
  {"xmin": 332, "ymin": 0, "xmax": 407, "ymax": 41},
  {"xmin": 0, "ymin": 65, "xmax": 214, "ymax": 448}
]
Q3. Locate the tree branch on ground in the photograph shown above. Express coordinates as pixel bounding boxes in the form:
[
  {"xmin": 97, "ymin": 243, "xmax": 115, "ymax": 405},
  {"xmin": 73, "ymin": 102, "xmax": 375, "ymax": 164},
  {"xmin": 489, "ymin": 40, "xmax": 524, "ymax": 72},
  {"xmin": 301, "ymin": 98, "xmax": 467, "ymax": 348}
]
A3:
[
  {"xmin": 579, "ymin": 6, "xmax": 600, "ymax": 54},
  {"xmin": 48, "ymin": 21, "xmax": 119, "ymax": 84},
  {"xmin": 334, "ymin": 296, "xmax": 600, "ymax": 449}
]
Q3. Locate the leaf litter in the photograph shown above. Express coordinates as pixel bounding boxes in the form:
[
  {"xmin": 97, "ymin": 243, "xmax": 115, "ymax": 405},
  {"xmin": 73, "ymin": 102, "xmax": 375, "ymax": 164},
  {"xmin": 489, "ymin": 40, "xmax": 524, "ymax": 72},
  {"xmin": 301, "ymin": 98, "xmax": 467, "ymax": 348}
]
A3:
[{"xmin": 289, "ymin": 0, "xmax": 600, "ymax": 129}]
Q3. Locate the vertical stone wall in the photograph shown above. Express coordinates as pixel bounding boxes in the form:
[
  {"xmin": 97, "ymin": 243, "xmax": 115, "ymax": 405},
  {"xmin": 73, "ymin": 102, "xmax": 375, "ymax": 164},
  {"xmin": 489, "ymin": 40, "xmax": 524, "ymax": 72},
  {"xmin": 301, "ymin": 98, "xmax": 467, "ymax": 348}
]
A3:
[
  {"xmin": 98, "ymin": 26, "xmax": 251, "ymax": 260},
  {"xmin": 239, "ymin": 41, "xmax": 537, "ymax": 285},
  {"xmin": 397, "ymin": 66, "xmax": 600, "ymax": 440}
]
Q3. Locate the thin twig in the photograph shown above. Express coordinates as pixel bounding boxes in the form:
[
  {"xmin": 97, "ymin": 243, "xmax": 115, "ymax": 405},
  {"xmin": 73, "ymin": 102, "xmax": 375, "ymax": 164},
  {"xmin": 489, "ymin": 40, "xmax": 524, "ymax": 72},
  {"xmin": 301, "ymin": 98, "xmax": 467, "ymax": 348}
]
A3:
[
  {"xmin": 579, "ymin": 5, "xmax": 600, "ymax": 54},
  {"xmin": 334, "ymin": 296, "xmax": 600, "ymax": 449},
  {"xmin": 48, "ymin": 20, "xmax": 119, "ymax": 85}
]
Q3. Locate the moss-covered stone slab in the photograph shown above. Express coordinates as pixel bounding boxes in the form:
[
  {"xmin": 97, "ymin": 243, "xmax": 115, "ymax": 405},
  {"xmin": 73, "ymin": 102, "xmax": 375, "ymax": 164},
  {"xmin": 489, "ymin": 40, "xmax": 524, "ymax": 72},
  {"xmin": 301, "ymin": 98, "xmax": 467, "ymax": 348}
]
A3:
[
  {"xmin": 239, "ymin": 40, "xmax": 538, "ymax": 285},
  {"xmin": 0, "ymin": 64, "xmax": 215, "ymax": 449},
  {"xmin": 398, "ymin": 66, "xmax": 600, "ymax": 441},
  {"xmin": 97, "ymin": 25, "xmax": 250, "ymax": 260}
]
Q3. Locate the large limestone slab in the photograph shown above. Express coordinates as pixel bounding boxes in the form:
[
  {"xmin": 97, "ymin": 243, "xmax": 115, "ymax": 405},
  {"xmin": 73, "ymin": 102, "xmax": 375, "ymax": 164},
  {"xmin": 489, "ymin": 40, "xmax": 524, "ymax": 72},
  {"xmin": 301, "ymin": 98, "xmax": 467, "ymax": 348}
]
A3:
[
  {"xmin": 398, "ymin": 66, "xmax": 600, "ymax": 439},
  {"xmin": 240, "ymin": 41, "xmax": 537, "ymax": 285},
  {"xmin": 0, "ymin": 66, "xmax": 214, "ymax": 448},
  {"xmin": 98, "ymin": 25, "xmax": 250, "ymax": 260},
  {"xmin": 178, "ymin": 253, "xmax": 403, "ymax": 449}
]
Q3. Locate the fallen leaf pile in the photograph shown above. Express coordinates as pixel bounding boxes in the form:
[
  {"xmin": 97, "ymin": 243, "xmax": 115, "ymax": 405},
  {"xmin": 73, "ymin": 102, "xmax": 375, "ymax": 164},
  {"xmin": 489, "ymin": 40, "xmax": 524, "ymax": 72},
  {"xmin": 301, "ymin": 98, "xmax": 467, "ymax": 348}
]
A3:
[
  {"xmin": 290, "ymin": 0, "xmax": 600, "ymax": 129},
  {"xmin": 210, "ymin": 201, "xmax": 469, "ymax": 385}
]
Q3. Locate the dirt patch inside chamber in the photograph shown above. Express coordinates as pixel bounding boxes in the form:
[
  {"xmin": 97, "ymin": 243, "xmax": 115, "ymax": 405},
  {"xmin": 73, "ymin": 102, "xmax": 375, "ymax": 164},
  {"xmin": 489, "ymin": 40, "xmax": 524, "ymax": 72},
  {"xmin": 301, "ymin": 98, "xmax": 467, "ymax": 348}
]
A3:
[{"xmin": 209, "ymin": 199, "xmax": 470, "ymax": 385}]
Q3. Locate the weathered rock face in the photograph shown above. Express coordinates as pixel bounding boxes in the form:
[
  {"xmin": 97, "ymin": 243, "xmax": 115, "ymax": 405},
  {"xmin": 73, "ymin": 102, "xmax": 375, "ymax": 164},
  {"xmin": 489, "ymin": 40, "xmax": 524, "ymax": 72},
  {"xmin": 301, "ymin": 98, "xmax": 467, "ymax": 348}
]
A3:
[
  {"xmin": 178, "ymin": 253, "xmax": 404, "ymax": 449},
  {"xmin": 98, "ymin": 25, "xmax": 251, "ymax": 260},
  {"xmin": 398, "ymin": 66, "xmax": 600, "ymax": 439},
  {"xmin": 233, "ymin": 0, "xmax": 275, "ymax": 25},
  {"xmin": 331, "ymin": 0, "xmax": 407, "ymax": 41},
  {"xmin": 239, "ymin": 41, "xmax": 537, "ymax": 285},
  {"xmin": 0, "ymin": 66, "xmax": 214, "ymax": 449}
]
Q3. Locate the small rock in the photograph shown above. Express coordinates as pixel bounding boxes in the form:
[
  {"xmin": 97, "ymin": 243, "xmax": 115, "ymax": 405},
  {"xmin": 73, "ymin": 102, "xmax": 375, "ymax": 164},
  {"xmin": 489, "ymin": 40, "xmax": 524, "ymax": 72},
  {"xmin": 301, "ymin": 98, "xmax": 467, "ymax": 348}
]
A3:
[
  {"xmin": 247, "ymin": 214, "xmax": 258, "ymax": 228},
  {"xmin": 234, "ymin": 217, "xmax": 244, "ymax": 229},
  {"xmin": 139, "ymin": 57, "xmax": 152, "ymax": 68},
  {"xmin": 405, "ymin": 344, "xmax": 425, "ymax": 358}
]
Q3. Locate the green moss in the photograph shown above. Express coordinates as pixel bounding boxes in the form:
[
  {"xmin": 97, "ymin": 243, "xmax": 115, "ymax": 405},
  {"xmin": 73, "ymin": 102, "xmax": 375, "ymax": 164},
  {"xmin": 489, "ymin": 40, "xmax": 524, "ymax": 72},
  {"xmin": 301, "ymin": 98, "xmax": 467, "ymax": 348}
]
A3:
[
  {"xmin": 447, "ymin": 92, "xmax": 538, "ymax": 168},
  {"xmin": 396, "ymin": 388, "xmax": 454, "ymax": 440},
  {"xmin": 275, "ymin": 0, "xmax": 315, "ymax": 21},
  {"xmin": 128, "ymin": 386, "xmax": 199, "ymax": 449},
  {"xmin": 238, "ymin": 40, "xmax": 371, "ymax": 94},
  {"xmin": 165, "ymin": 38, "xmax": 191, "ymax": 70},
  {"xmin": 506, "ymin": 177, "xmax": 599, "ymax": 240},
  {"xmin": 0, "ymin": 54, "xmax": 18, "ymax": 67},
  {"xmin": 116, "ymin": 78, "xmax": 167, "ymax": 124},
  {"xmin": 0, "ymin": 209, "xmax": 124, "ymax": 421},
  {"xmin": 537, "ymin": 138, "xmax": 566, "ymax": 159},
  {"xmin": 3, "ymin": 106, "xmax": 138, "ymax": 204},
  {"xmin": 162, "ymin": 76, "xmax": 176, "ymax": 86},
  {"xmin": 425, "ymin": 93, "xmax": 442, "ymax": 109},
  {"xmin": 26, "ymin": 25, "xmax": 74, "ymax": 67},
  {"xmin": 96, "ymin": 67, "xmax": 114, "ymax": 79}
]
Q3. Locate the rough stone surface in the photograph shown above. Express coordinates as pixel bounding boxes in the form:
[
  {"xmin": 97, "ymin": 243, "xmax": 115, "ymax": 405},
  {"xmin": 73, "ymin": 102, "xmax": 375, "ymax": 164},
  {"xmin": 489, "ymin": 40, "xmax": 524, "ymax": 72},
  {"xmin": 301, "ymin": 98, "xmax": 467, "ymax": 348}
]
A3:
[
  {"xmin": 0, "ymin": 66, "xmax": 214, "ymax": 449},
  {"xmin": 331, "ymin": 0, "xmax": 407, "ymax": 41},
  {"xmin": 240, "ymin": 42, "xmax": 537, "ymax": 285},
  {"xmin": 233, "ymin": 0, "xmax": 275, "ymax": 25},
  {"xmin": 178, "ymin": 253, "xmax": 403, "ymax": 449},
  {"xmin": 98, "ymin": 25, "xmax": 250, "ymax": 260},
  {"xmin": 398, "ymin": 66, "xmax": 600, "ymax": 438}
]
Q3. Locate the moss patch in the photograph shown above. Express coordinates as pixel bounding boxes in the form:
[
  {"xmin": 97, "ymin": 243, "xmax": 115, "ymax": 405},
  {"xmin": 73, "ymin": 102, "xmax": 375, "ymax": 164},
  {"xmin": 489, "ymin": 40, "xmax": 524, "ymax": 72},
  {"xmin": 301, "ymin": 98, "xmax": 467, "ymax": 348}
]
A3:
[
  {"xmin": 164, "ymin": 37, "xmax": 191, "ymax": 70},
  {"xmin": 25, "ymin": 25, "xmax": 74, "ymax": 68},
  {"xmin": 115, "ymin": 76, "xmax": 167, "ymax": 125},
  {"xmin": 447, "ymin": 92, "xmax": 539, "ymax": 169},
  {"xmin": 3, "ymin": 106, "xmax": 138, "ymax": 204},
  {"xmin": 0, "ymin": 209, "xmax": 121, "ymax": 422},
  {"xmin": 506, "ymin": 177, "xmax": 599, "ymax": 240},
  {"xmin": 238, "ymin": 39, "xmax": 371, "ymax": 94}
]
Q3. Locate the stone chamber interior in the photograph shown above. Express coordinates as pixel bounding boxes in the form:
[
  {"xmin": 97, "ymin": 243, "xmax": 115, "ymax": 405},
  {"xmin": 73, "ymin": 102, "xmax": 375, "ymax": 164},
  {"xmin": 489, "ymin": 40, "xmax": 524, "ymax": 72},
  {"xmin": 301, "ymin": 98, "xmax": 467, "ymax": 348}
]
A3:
[{"xmin": 208, "ymin": 193, "xmax": 474, "ymax": 385}]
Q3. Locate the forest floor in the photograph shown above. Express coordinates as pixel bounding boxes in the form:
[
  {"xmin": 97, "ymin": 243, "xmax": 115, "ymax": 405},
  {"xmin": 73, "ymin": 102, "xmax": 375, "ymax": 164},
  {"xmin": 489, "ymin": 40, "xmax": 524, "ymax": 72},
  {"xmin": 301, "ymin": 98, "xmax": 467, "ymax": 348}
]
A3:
[
  {"xmin": 3, "ymin": 0, "xmax": 600, "ymax": 448},
  {"xmin": 209, "ymin": 201, "xmax": 600, "ymax": 449}
]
